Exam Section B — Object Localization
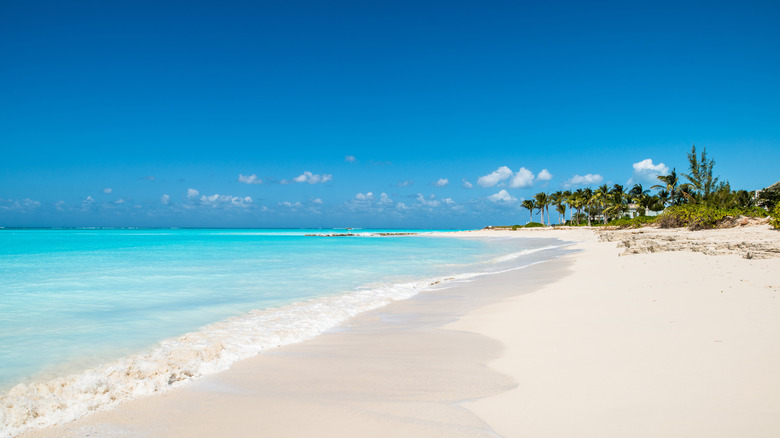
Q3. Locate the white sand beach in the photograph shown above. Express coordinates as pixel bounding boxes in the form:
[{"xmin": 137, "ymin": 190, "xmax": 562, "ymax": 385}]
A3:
[{"xmin": 20, "ymin": 226, "xmax": 780, "ymax": 438}]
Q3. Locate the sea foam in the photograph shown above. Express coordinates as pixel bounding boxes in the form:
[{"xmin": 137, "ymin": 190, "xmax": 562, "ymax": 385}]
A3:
[{"xmin": 0, "ymin": 271, "xmax": 490, "ymax": 438}]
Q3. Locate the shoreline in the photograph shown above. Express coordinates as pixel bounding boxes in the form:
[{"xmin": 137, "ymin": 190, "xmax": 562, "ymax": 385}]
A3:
[
  {"xmin": 17, "ymin": 226, "xmax": 780, "ymax": 437},
  {"xmin": 7, "ymin": 231, "xmax": 570, "ymax": 438},
  {"xmin": 19, "ymin": 233, "xmax": 575, "ymax": 438}
]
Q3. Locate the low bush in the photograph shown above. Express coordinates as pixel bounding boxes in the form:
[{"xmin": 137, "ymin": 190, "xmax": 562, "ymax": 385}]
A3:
[
  {"xmin": 657, "ymin": 204, "xmax": 768, "ymax": 230},
  {"xmin": 522, "ymin": 222, "xmax": 545, "ymax": 228},
  {"xmin": 606, "ymin": 215, "xmax": 658, "ymax": 228},
  {"xmin": 770, "ymin": 204, "xmax": 780, "ymax": 230}
]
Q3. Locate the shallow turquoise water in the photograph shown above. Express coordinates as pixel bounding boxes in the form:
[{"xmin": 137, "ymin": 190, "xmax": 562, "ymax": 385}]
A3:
[
  {"xmin": 0, "ymin": 229, "xmax": 575, "ymax": 438},
  {"xmin": 0, "ymin": 228, "xmax": 568, "ymax": 393}
]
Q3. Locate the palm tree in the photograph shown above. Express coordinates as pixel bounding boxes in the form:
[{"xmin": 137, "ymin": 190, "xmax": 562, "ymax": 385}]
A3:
[
  {"xmin": 549, "ymin": 191, "xmax": 564, "ymax": 224},
  {"xmin": 521, "ymin": 199, "xmax": 535, "ymax": 224},
  {"xmin": 604, "ymin": 184, "xmax": 628, "ymax": 221},
  {"xmin": 629, "ymin": 183, "xmax": 648, "ymax": 199},
  {"xmin": 562, "ymin": 190, "xmax": 573, "ymax": 223},
  {"xmin": 655, "ymin": 189, "xmax": 670, "ymax": 210},
  {"xmin": 534, "ymin": 192, "xmax": 548, "ymax": 226},
  {"xmin": 678, "ymin": 183, "xmax": 697, "ymax": 204},
  {"xmin": 629, "ymin": 183, "xmax": 651, "ymax": 216},
  {"xmin": 612, "ymin": 184, "xmax": 627, "ymax": 218},
  {"xmin": 555, "ymin": 202, "xmax": 566, "ymax": 225},
  {"xmin": 594, "ymin": 184, "xmax": 610, "ymax": 224},
  {"xmin": 582, "ymin": 188, "xmax": 594, "ymax": 226},
  {"xmin": 652, "ymin": 169, "xmax": 679, "ymax": 207},
  {"xmin": 571, "ymin": 189, "xmax": 585, "ymax": 225}
]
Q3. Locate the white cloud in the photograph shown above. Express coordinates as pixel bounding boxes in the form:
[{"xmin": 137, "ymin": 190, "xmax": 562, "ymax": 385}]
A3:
[
  {"xmin": 23, "ymin": 198, "xmax": 40, "ymax": 208},
  {"xmin": 186, "ymin": 189, "xmax": 252, "ymax": 208},
  {"xmin": 79, "ymin": 196, "xmax": 95, "ymax": 210},
  {"xmin": 345, "ymin": 155, "xmax": 357, "ymax": 163},
  {"xmin": 443, "ymin": 198, "xmax": 455, "ymax": 205},
  {"xmin": 433, "ymin": 178, "xmax": 449, "ymax": 187},
  {"xmin": 293, "ymin": 171, "xmax": 333, "ymax": 184},
  {"xmin": 312, "ymin": 198, "xmax": 324, "ymax": 205},
  {"xmin": 633, "ymin": 158, "xmax": 669, "ymax": 174},
  {"xmin": 103, "ymin": 188, "xmax": 112, "ymax": 194},
  {"xmin": 0, "ymin": 198, "xmax": 41, "ymax": 211},
  {"xmin": 537, "ymin": 169, "xmax": 553, "ymax": 181},
  {"xmin": 564, "ymin": 174, "xmax": 604, "ymax": 187},
  {"xmin": 348, "ymin": 191, "xmax": 395, "ymax": 212},
  {"xmin": 396, "ymin": 202, "xmax": 409, "ymax": 210},
  {"xmin": 238, "ymin": 174, "xmax": 262, "ymax": 184},
  {"xmin": 279, "ymin": 201, "xmax": 303, "ymax": 208},
  {"xmin": 201, "ymin": 194, "xmax": 253, "ymax": 208},
  {"xmin": 416, "ymin": 193, "xmax": 440, "ymax": 207},
  {"xmin": 398, "ymin": 180, "xmax": 414, "ymax": 187},
  {"xmin": 462, "ymin": 179, "xmax": 474, "ymax": 189},
  {"xmin": 488, "ymin": 189, "xmax": 517, "ymax": 203},
  {"xmin": 508, "ymin": 167, "xmax": 535, "ymax": 188},
  {"xmin": 355, "ymin": 192, "xmax": 374, "ymax": 201},
  {"xmin": 478, "ymin": 166, "xmax": 540, "ymax": 188},
  {"xmin": 160, "ymin": 194, "xmax": 170, "ymax": 205},
  {"xmin": 477, "ymin": 166, "xmax": 513, "ymax": 187},
  {"xmin": 379, "ymin": 192, "xmax": 393, "ymax": 205},
  {"xmin": 631, "ymin": 159, "xmax": 669, "ymax": 182}
]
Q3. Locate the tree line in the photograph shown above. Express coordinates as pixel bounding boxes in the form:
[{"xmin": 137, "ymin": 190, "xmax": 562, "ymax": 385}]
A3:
[{"xmin": 520, "ymin": 145, "xmax": 777, "ymax": 227}]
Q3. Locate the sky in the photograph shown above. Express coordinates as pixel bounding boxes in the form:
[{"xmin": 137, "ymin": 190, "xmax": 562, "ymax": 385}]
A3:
[{"xmin": 2, "ymin": 0, "xmax": 779, "ymax": 228}]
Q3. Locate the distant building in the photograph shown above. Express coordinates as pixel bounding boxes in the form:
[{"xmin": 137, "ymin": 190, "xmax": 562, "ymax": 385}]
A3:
[{"xmin": 627, "ymin": 203, "xmax": 661, "ymax": 218}]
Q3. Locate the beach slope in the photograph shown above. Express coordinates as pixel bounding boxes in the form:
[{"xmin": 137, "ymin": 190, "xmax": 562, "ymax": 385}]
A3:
[{"xmin": 460, "ymin": 227, "xmax": 780, "ymax": 437}]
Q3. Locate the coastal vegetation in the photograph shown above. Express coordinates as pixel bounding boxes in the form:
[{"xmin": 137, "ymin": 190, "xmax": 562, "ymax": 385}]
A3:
[
  {"xmin": 771, "ymin": 205, "xmax": 780, "ymax": 230},
  {"xmin": 510, "ymin": 222, "xmax": 544, "ymax": 230},
  {"xmin": 520, "ymin": 145, "xmax": 776, "ymax": 230}
]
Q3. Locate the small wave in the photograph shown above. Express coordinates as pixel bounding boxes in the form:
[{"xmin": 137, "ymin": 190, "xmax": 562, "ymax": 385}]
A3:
[
  {"xmin": 0, "ymin": 264, "xmax": 523, "ymax": 438},
  {"xmin": 0, "ymin": 242, "xmax": 570, "ymax": 438}
]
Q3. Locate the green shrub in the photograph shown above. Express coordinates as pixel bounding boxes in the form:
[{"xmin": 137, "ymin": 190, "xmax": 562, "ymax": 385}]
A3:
[
  {"xmin": 607, "ymin": 215, "xmax": 658, "ymax": 228},
  {"xmin": 740, "ymin": 206, "xmax": 771, "ymax": 218},
  {"xmin": 523, "ymin": 222, "xmax": 545, "ymax": 228},
  {"xmin": 770, "ymin": 204, "xmax": 780, "ymax": 230},
  {"xmin": 658, "ymin": 204, "xmax": 769, "ymax": 230}
]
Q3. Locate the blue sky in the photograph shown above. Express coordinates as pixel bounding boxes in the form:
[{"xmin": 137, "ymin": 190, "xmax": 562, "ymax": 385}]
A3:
[{"xmin": 2, "ymin": 0, "xmax": 779, "ymax": 228}]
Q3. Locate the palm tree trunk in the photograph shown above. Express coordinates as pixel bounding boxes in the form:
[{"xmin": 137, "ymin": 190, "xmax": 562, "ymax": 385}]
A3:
[{"xmin": 587, "ymin": 204, "xmax": 591, "ymax": 226}]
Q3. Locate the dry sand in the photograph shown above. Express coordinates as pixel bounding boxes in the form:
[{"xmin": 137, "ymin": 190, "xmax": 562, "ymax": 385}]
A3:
[{"xmin": 21, "ymin": 226, "xmax": 780, "ymax": 438}]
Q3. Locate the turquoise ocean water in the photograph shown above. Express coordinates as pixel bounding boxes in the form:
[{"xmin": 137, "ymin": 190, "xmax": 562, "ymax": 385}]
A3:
[{"xmin": 0, "ymin": 229, "xmax": 570, "ymax": 436}]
